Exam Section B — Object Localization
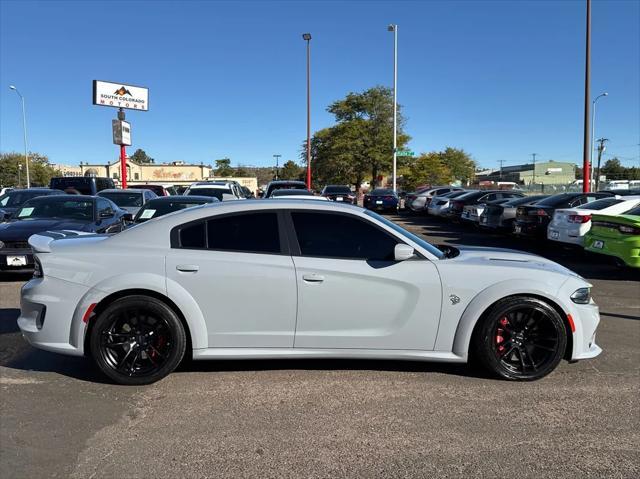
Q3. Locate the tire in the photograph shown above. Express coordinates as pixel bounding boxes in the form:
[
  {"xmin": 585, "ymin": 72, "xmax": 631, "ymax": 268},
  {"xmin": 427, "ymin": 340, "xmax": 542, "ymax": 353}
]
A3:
[
  {"xmin": 472, "ymin": 296, "xmax": 567, "ymax": 381},
  {"xmin": 90, "ymin": 295, "xmax": 186, "ymax": 385}
]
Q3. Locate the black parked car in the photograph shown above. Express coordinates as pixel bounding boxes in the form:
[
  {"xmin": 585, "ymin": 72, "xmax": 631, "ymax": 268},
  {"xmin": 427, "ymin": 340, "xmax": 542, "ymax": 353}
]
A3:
[
  {"xmin": 49, "ymin": 176, "xmax": 115, "ymax": 195},
  {"xmin": 363, "ymin": 188, "xmax": 399, "ymax": 213},
  {"xmin": 0, "ymin": 188, "xmax": 65, "ymax": 222},
  {"xmin": 479, "ymin": 195, "xmax": 549, "ymax": 231},
  {"xmin": 0, "ymin": 195, "xmax": 126, "ymax": 272},
  {"xmin": 263, "ymin": 180, "xmax": 308, "ymax": 198},
  {"xmin": 445, "ymin": 190, "xmax": 524, "ymax": 220},
  {"xmin": 133, "ymin": 195, "xmax": 218, "ymax": 224},
  {"xmin": 513, "ymin": 192, "xmax": 613, "ymax": 238},
  {"xmin": 321, "ymin": 185, "xmax": 357, "ymax": 204}
]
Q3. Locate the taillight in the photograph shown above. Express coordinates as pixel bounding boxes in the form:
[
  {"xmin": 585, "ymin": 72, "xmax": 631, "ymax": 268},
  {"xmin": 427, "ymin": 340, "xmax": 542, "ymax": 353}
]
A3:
[
  {"xmin": 619, "ymin": 225, "xmax": 640, "ymax": 235},
  {"xmin": 568, "ymin": 214, "xmax": 591, "ymax": 224},
  {"xmin": 452, "ymin": 201, "xmax": 464, "ymax": 210},
  {"xmin": 533, "ymin": 209, "xmax": 548, "ymax": 216},
  {"xmin": 384, "ymin": 196, "xmax": 394, "ymax": 200}
]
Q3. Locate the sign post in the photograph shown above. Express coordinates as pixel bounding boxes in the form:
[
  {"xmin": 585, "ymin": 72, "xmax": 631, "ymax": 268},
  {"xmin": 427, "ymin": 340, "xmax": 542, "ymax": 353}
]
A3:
[{"xmin": 93, "ymin": 80, "xmax": 148, "ymax": 188}]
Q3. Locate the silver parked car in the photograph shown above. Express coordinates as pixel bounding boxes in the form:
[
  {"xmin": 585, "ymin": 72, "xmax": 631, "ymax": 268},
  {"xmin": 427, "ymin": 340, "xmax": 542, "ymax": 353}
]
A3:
[
  {"xmin": 479, "ymin": 195, "xmax": 549, "ymax": 231},
  {"xmin": 97, "ymin": 188, "xmax": 158, "ymax": 217}
]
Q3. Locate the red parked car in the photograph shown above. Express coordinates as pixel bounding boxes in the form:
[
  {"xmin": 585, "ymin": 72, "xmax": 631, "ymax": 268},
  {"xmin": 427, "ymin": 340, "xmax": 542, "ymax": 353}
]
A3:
[{"xmin": 128, "ymin": 184, "xmax": 177, "ymax": 196}]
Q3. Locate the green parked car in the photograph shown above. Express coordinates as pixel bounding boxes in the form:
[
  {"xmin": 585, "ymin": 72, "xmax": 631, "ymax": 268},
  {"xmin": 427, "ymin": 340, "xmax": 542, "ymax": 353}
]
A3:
[{"xmin": 584, "ymin": 204, "xmax": 640, "ymax": 268}]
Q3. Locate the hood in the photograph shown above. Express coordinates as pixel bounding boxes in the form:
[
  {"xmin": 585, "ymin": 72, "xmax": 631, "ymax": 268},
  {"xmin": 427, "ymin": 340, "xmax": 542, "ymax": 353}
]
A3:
[
  {"xmin": 443, "ymin": 245, "xmax": 581, "ymax": 278},
  {"xmin": 0, "ymin": 219, "xmax": 95, "ymax": 241}
]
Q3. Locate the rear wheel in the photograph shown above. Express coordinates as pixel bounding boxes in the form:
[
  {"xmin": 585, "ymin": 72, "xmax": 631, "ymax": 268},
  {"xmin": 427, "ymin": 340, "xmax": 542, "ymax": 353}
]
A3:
[
  {"xmin": 90, "ymin": 295, "xmax": 186, "ymax": 385},
  {"xmin": 472, "ymin": 296, "xmax": 567, "ymax": 381}
]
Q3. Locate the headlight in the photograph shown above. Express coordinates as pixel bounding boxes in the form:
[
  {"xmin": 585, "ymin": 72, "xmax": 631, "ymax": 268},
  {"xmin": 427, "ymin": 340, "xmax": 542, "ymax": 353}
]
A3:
[{"xmin": 570, "ymin": 287, "xmax": 591, "ymax": 304}]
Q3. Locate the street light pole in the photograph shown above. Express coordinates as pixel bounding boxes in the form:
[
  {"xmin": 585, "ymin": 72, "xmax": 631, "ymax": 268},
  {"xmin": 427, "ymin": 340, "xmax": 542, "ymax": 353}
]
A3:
[
  {"xmin": 273, "ymin": 154, "xmax": 281, "ymax": 180},
  {"xmin": 388, "ymin": 24, "xmax": 398, "ymax": 192},
  {"xmin": 302, "ymin": 33, "xmax": 312, "ymax": 190},
  {"xmin": 590, "ymin": 92, "xmax": 608, "ymax": 190},
  {"xmin": 9, "ymin": 85, "xmax": 30, "ymax": 188}
]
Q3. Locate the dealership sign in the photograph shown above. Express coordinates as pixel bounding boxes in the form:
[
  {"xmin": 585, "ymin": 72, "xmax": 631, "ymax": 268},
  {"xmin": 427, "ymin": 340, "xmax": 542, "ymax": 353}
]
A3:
[
  {"xmin": 93, "ymin": 80, "xmax": 149, "ymax": 111},
  {"xmin": 112, "ymin": 120, "xmax": 131, "ymax": 146}
]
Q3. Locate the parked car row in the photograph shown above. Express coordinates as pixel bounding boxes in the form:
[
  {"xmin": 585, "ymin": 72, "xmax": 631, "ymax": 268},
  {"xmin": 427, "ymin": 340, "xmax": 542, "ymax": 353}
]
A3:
[{"xmin": 410, "ymin": 186, "xmax": 640, "ymax": 269}]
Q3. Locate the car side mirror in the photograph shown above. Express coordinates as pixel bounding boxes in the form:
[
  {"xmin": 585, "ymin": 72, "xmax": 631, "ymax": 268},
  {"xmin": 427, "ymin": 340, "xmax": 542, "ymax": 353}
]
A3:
[
  {"xmin": 99, "ymin": 210, "xmax": 115, "ymax": 219},
  {"xmin": 122, "ymin": 213, "xmax": 133, "ymax": 222},
  {"xmin": 394, "ymin": 244, "xmax": 415, "ymax": 261}
]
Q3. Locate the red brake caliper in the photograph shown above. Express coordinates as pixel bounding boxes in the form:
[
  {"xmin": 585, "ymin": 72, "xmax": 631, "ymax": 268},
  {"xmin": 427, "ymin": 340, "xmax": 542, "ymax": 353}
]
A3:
[
  {"xmin": 496, "ymin": 317, "xmax": 509, "ymax": 354},
  {"xmin": 151, "ymin": 335, "xmax": 166, "ymax": 360}
]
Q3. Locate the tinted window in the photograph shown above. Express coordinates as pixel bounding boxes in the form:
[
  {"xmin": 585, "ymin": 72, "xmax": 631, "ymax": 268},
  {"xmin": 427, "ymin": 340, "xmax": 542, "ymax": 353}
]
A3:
[
  {"xmin": 207, "ymin": 212, "xmax": 280, "ymax": 253},
  {"xmin": 324, "ymin": 186, "xmax": 352, "ymax": 194},
  {"xmin": 370, "ymin": 189, "xmax": 394, "ymax": 196},
  {"xmin": 100, "ymin": 192, "xmax": 144, "ymax": 207},
  {"xmin": 17, "ymin": 198, "xmax": 94, "ymax": 221},
  {"xmin": 96, "ymin": 198, "xmax": 112, "ymax": 213},
  {"xmin": 435, "ymin": 188, "xmax": 451, "ymax": 195},
  {"xmin": 271, "ymin": 189, "xmax": 313, "ymax": 197},
  {"xmin": 535, "ymin": 194, "xmax": 577, "ymax": 207},
  {"xmin": 623, "ymin": 205, "xmax": 640, "ymax": 216},
  {"xmin": 0, "ymin": 190, "xmax": 52, "ymax": 207},
  {"xmin": 292, "ymin": 212, "xmax": 398, "ymax": 260},
  {"xmin": 187, "ymin": 188, "xmax": 231, "ymax": 200},
  {"xmin": 180, "ymin": 222, "xmax": 206, "ymax": 248},
  {"xmin": 50, "ymin": 177, "xmax": 95, "ymax": 195}
]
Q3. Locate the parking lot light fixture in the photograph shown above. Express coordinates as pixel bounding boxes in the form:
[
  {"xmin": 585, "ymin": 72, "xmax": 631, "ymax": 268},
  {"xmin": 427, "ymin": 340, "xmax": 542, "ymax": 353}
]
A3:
[
  {"xmin": 9, "ymin": 85, "xmax": 30, "ymax": 188},
  {"xmin": 590, "ymin": 92, "xmax": 608, "ymax": 189},
  {"xmin": 302, "ymin": 33, "xmax": 312, "ymax": 189},
  {"xmin": 387, "ymin": 24, "xmax": 398, "ymax": 192}
]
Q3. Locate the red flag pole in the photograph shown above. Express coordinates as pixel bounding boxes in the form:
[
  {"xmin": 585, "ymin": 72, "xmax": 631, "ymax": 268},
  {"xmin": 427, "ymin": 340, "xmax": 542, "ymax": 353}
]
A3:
[{"xmin": 120, "ymin": 144, "xmax": 127, "ymax": 189}]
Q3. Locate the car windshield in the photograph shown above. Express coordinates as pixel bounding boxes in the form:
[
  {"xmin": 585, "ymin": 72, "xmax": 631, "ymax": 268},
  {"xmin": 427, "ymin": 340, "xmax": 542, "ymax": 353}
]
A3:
[
  {"xmin": 0, "ymin": 191, "xmax": 49, "ymax": 208},
  {"xmin": 577, "ymin": 198, "xmax": 625, "ymax": 210},
  {"xmin": 187, "ymin": 188, "xmax": 231, "ymax": 200},
  {"xmin": 135, "ymin": 200, "xmax": 210, "ymax": 222},
  {"xmin": 370, "ymin": 189, "xmax": 394, "ymax": 195},
  {"xmin": 271, "ymin": 189, "xmax": 313, "ymax": 196},
  {"xmin": 503, "ymin": 195, "xmax": 548, "ymax": 207},
  {"xmin": 623, "ymin": 205, "xmax": 640, "ymax": 216},
  {"xmin": 100, "ymin": 192, "xmax": 144, "ymax": 207},
  {"xmin": 16, "ymin": 198, "xmax": 94, "ymax": 221},
  {"xmin": 365, "ymin": 210, "xmax": 444, "ymax": 259},
  {"xmin": 324, "ymin": 186, "xmax": 351, "ymax": 194}
]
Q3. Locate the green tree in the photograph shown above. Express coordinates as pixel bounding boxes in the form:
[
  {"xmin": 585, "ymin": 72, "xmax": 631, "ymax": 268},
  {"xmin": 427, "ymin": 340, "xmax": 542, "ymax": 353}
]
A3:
[
  {"xmin": 234, "ymin": 166, "xmax": 250, "ymax": 177},
  {"xmin": 439, "ymin": 147, "xmax": 476, "ymax": 184},
  {"xmin": 129, "ymin": 148, "xmax": 154, "ymax": 164},
  {"xmin": 0, "ymin": 152, "xmax": 60, "ymax": 187},
  {"xmin": 279, "ymin": 160, "xmax": 303, "ymax": 180},
  {"xmin": 402, "ymin": 152, "xmax": 453, "ymax": 190},
  {"xmin": 215, "ymin": 158, "xmax": 235, "ymax": 177},
  {"xmin": 303, "ymin": 86, "xmax": 410, "ymax": 190},
  {"xmin": 600, "ymin": 158, "xmax": 625, "ymax": 180}
]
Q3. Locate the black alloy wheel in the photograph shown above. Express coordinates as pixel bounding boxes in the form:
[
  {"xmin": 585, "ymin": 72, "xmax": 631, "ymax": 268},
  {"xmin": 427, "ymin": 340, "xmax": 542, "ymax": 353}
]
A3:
[
  {"xmin": 90, "ymin": 295, "xmax": 186, "ymax": 385},
  {"xmin": 473, "ymin": 296, "xmax": 567, "ymax": 381}
]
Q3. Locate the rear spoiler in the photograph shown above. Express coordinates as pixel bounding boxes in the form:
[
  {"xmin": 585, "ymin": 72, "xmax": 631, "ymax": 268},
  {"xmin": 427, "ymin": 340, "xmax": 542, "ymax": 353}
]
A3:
[{"xmin": 28, "ymin": 231, "xmax": 94, "ymax": 253}]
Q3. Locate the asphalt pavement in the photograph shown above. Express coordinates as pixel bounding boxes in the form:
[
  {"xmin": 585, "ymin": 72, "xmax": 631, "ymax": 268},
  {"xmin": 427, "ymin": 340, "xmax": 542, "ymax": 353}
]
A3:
[{"xmin": 1, "ymin": 213, "xmax": 638, "ymax": 478}]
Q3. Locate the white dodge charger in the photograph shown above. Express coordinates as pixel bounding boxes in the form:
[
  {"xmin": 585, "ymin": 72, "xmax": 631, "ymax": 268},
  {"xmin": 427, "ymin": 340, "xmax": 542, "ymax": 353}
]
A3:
[{"xmin": 18, "ymin": 200, "xmax": 601, "ymax": 385}]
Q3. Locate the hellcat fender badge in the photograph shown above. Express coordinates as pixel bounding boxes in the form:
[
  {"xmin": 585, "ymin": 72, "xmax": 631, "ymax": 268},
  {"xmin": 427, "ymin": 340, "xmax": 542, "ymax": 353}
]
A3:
[{"xmin": 449, "ymin": 294, "xmax": 460, "ymax": 305}]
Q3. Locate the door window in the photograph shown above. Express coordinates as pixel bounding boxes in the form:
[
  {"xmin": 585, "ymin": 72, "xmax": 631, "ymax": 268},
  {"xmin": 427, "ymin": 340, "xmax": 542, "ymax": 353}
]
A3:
[
  {"xmin": 179, "ymin": 222, "xmax": 206, "ymax": 248},
  {"xmin": 207, "ymin": 212, "xmax": 280, "ymax": 254},
  {"xmin": 291, "ymin": 212, "xmax": 398, "ymax": 260},
  {"xmin": 96, "ymin": 198, "xmax": 112, "ymax": 217}
]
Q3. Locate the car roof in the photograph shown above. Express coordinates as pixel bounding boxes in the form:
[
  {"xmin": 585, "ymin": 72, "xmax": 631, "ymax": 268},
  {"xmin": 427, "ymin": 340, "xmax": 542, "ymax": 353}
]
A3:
[
  {"xmin": 99, "ymin": 188, "xmax": 146, "ymax": 193},
  {"xmin": 26, "ymin": 194, "xmax": 95, "ymax": 202},
  {"xmin": 146, "ymin": 195, "xmax": 215, "ymax": 203},
  {"xmin": 267, "ymin": 180, "xmax": 306, "ymax": 185},
  {"xmin": 189, "ymin": 184, "xmax": 231, "ymax": 189}
]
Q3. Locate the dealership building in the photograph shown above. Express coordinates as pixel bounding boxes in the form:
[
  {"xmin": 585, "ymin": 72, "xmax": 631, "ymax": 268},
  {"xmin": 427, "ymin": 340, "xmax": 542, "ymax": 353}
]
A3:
[
  {"xmin": 475, "ymin": 161, "xmax": 576, "ymax": 186},
  {"xmin": 54, "ymin": 159, "xmax": 258, "ymax": 193}
]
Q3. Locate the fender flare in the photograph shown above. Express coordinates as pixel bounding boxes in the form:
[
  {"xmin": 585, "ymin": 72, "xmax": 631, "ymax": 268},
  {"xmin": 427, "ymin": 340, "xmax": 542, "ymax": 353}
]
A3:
[
  {"xmin": 450, "ymin": 279, "xmax": 569, "ymax": 360},
  {"xmin": 70, "ymin": 273, "xmax": 208, "ymax": 353}
]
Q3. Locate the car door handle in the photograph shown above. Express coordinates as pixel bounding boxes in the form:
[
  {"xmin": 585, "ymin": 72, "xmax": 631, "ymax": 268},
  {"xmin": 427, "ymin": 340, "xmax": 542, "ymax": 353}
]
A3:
[
  {"xmin": 176, "ymin": 264, "xmax": 199, "ymax": 273},
  {"xmin": 302, "ymin": 274, "xmax": 325, "ymax": 283}
]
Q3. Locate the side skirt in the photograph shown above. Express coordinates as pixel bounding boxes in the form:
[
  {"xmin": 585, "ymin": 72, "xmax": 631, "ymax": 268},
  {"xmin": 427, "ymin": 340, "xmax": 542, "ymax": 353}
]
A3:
[{"xmin": 192, "ymin": 348, "xmax": 466, "ymax": 363}]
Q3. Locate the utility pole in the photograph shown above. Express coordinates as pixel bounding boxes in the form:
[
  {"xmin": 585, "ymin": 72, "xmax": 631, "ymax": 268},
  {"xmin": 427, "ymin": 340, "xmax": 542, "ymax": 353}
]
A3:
[
  {"xmin": 273, "ymin": 154, "xmax": 281, "ymax": 180},
  {"xmin": 498, "ymin": 160, "xmax": 506, "ymax": 181},
  {"xmin": 388, "ymin": 24, "xmax": 398, "ymax": 192},
  {"xmin": 531, "ymin": 153, "xmax": 537, "ymax": 184},
  {"xmin": 594, "ymin": 138, "xmax": 608, "ymax": 191},
  {"xmin": 581, "ymin": 0, "xmax": 592, "ymax": 192},
  {"xmin": 302, "ymin": 33, "xmax": 312, "ymax": 190}
]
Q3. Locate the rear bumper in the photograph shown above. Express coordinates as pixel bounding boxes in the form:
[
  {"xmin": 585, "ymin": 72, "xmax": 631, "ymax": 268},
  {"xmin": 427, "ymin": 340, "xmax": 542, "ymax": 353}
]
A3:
[
  {"xmin": 513, "ymin": 221, "xmax": 546, "ymax": 237},
  {"xmin": 584, "ymin": 235, "xmax": 640, "ymax": 268},
  {"xmin": 0, "ymin": 249, "xmax": 34, "ymax": 271},
  {"xmin": 547, "ymin": 226, "xmax": 584, "ymax": 246}
]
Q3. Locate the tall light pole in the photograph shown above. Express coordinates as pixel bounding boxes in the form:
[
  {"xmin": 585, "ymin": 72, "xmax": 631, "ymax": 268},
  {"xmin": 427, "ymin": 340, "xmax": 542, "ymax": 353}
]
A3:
[
  {"xmin": 273, "ymin": 154, "xmax": 281, "ymax": 180},
  {"xmin": 388, "ymin": 24, "xmax": 398, "ymax": 192},
  {"xmin": 9, "ymin": 85, "xmax": 30, "ymax": 188},
  {"xmin": 302, "ymin": 33, "xmax": 312, "ymax": 190},
  {"xmin": 531, "ymin": 153, "xmax": 537, "ymax": 185},
  {"xmin": 581, "ymin": 0, "xmax": 591, "ymax": 193},
  {"xmin": 590, "ymin": 92, "xmax": 608, "ymax": 189}
]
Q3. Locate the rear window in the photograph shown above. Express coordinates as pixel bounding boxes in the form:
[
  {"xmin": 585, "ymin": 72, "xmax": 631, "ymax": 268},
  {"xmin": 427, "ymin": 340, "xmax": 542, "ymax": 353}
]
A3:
[
  {"xmin": 50, "ymin": 178, "xmax": 94, "ymax": 195},
  {"xmin": 271, "ymin": 189, "xmax": 313, "ymax": 197},
  {"xmin": 99, "ymin": 192, "xmax": 143, "ymax": 207},
  {"xmin": 324, "ymin": 186, "xmax": 352, "ymax": 194},
  {"xmin": 623, "ymin": 205, "xmax": 640, "ymax": 216},
  {"xmin": 577, "ymin": 198, "xmax": 624, "ymax": 211},
  {"xmin": 207, "ymin": 212, "xmax": 280, "ymax": 253},
  {"xmin": 187, "ymin": 188, "xmax": 231, "ymax": 200},
  {"xmin": 534, "ymin": 194, "xmax": 576, "ymax": 207},
  {"xmin": 370, "ymin": 189, "xmax": 394, "ymax": 195}
]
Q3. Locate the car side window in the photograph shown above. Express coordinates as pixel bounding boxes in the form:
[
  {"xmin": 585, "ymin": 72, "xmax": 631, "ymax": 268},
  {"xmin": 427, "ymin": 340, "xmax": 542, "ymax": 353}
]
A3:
[
  {"xmin": 483, "ymin": 193, "xmax": 498, "ymax": 201},
  {"xmin": 207, "ymin": 212, "xmax": 280, "ymax": 254},
  {"xmin": 291, "ymin": 212, "xmax": 398, "ymax": 260},
  {"xmin": 179, "ymin": 222, "xmax": 206, "ymax": 249},
  {"xmin": 96, "ymin": 198, "xmax": 112, "ymax": 215}
]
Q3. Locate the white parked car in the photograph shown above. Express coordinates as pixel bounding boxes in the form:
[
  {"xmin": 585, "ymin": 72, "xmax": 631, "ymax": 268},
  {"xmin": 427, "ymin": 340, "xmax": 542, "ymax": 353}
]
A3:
[
  {"xmin": 184, "ymin": 181, "xmax": 244, "ymax": 201},
  {"xmin": 427, "ymin": 190, "xmax": 469, "ymax": 216},
  {"xmin": 547, "ymin": 196, "xmax": 640, "ymax": 246},
  {"xmin": 19, "ymin": 201, "xmax": 601, "ymax": 385},
  {"xmin": 406, "ymin": 187, "xmax": 464, "ymax": 213}
]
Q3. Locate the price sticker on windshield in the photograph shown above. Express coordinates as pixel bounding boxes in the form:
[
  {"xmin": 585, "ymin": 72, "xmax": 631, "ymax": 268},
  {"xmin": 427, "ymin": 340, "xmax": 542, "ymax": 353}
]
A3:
[
  {"xmin": 139, "ymin": 209, "xmax": 156, "ymax": 219},
  {"xmin": 17, "ymin": 207, "xmax": 34, "ymax": 217}
]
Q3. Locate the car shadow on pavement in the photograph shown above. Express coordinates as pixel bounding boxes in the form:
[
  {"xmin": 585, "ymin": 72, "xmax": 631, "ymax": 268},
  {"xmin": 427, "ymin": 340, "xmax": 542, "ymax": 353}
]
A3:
[
  {"xmin": 0, "ymin": 308, "xmax": 20, "ymax": 334},
  {"xmin": 176, "ymin": 357, "xmax": 494, "ymax": 380}
]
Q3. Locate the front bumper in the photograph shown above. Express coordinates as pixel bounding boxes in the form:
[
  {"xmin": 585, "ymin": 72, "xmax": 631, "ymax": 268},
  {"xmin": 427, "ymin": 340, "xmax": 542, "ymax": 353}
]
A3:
[{"xmin": 569, "ymin": 300, "xmax": 602, "ymax": 360}]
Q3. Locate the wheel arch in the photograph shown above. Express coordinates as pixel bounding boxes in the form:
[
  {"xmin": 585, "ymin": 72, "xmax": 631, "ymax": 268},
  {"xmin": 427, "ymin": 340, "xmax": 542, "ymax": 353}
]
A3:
[
  {"xmin": 84, "ymin": 288, "xmax": 195, "ymax": 359},
  {"xmin": 451, "ymin": 282, "xmax": 574, "ymax": 362}
]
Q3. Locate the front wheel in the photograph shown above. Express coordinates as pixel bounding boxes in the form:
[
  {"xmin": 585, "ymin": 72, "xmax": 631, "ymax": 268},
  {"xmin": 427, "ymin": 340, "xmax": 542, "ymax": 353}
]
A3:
[
  {"xmin": 472, "ymin": 296, "xmax": 567, "ymax": 381},
  {"xmin": 90, "ymin": 295, "xmax": 186, "ymax": 385}
]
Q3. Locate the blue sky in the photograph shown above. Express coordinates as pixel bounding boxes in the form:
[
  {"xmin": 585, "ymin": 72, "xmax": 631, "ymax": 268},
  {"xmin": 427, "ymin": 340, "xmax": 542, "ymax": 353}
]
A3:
[{"xmin": 1, "ymin": 0, "xmax": 638, "ymax": 170}]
